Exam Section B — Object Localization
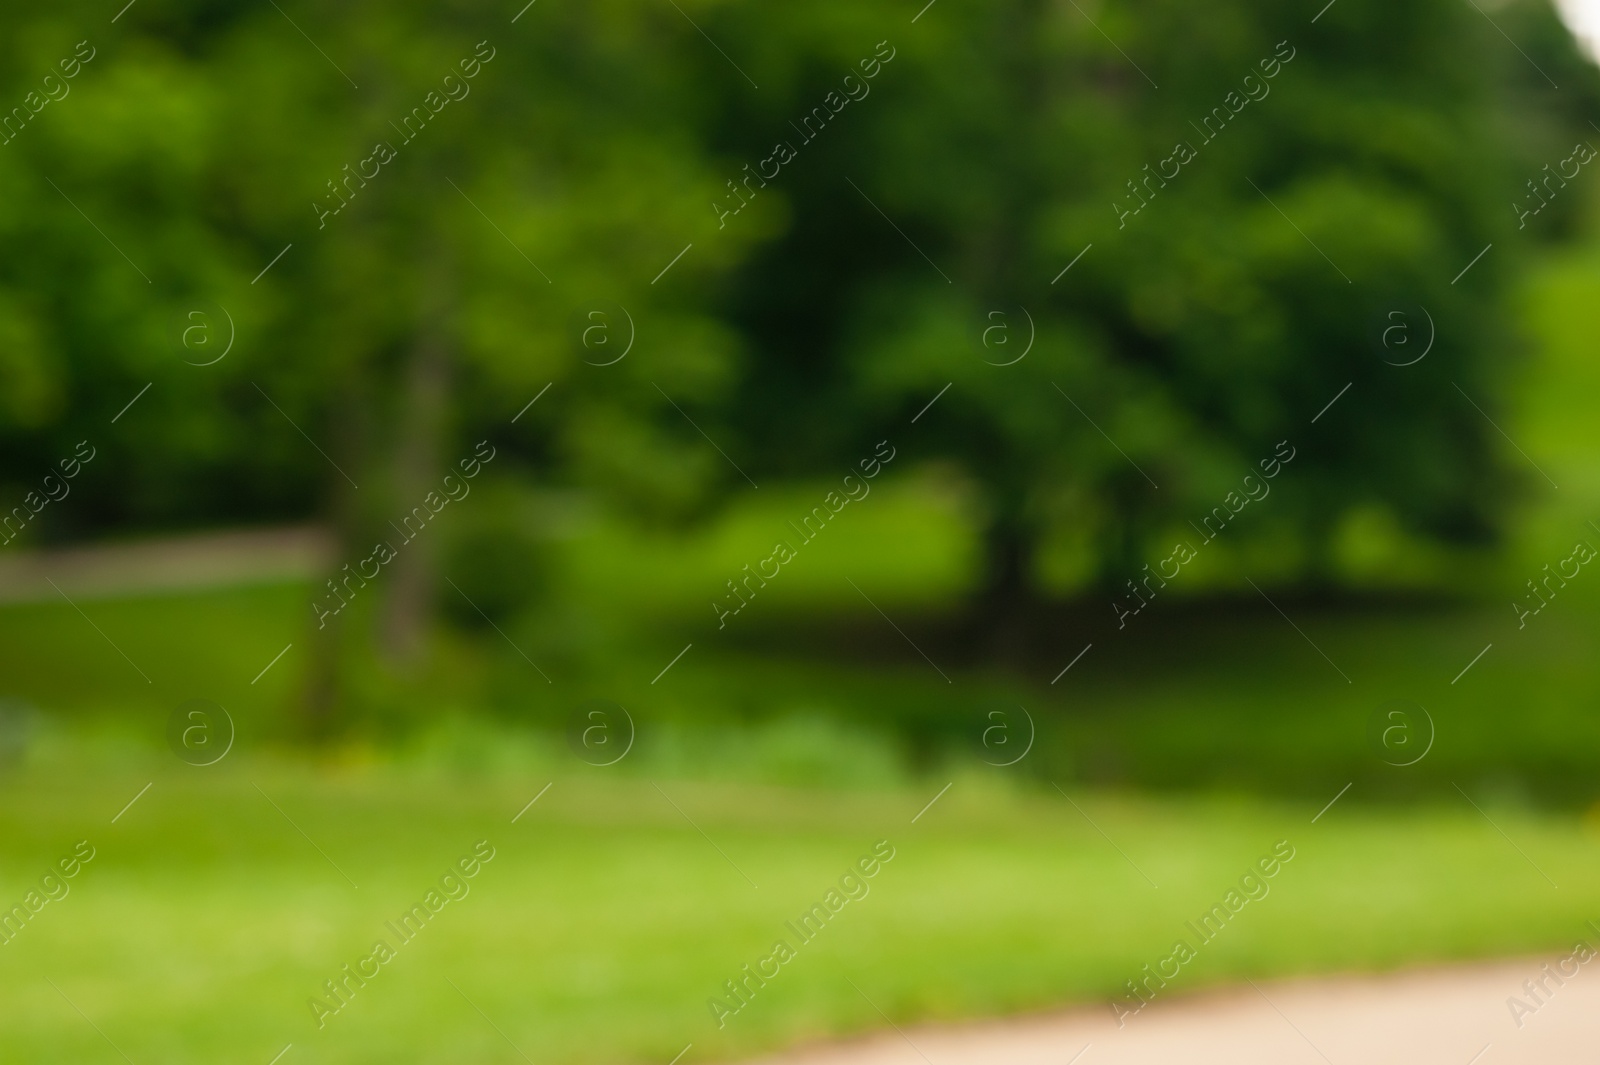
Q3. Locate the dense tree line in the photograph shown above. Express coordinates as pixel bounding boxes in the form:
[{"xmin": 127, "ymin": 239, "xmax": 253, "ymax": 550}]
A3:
[{"xmin": 0, "ymin": 0, "xmax": 1595, "ymax": 649}]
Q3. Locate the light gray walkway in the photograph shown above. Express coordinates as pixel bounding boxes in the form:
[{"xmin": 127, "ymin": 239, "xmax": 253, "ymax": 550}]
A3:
[
  {"xmin": 0, "ymin": 525, "xmax": 329, "ymax": 602},
  {"xmin": 743, "ymin": 957, "xmax": 1590, "ymax": 1065}
]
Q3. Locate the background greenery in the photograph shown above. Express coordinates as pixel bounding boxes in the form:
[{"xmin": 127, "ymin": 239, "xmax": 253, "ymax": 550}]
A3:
[{"xmin": 4, "ymin": 0, "xmax": 1600, "ymax": 1061}]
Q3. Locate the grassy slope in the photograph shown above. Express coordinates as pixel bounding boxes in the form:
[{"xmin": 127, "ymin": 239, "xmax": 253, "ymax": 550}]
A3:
[{"xmin": 2, "ymin": 757, "xmax": 1598, "ymax": 1065}]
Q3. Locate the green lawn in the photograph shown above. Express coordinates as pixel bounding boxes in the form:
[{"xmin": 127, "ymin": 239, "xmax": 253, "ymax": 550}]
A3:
[{"xmin": 1, "ymin": 754, "xmax": 1597, "ymax": 1065}]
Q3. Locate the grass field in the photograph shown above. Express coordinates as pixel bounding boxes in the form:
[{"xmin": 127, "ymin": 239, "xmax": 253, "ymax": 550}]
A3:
[{"xmin": 2, "ymin": 751, "xmax": 1598, "ymax": 1065}]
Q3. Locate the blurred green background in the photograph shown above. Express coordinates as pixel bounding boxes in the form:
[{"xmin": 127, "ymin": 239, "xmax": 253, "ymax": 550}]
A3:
[{"xmin": 4, "ymin": 0, "xmax": 1600, "ymax": 1061}]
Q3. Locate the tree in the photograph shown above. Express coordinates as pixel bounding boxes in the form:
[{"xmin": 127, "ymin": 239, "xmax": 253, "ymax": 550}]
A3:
[
  {"xmin": 710, "ymin": 0, "xmax": 1600, "ymax": 617},
  {"xmin": 0, "ymin": 0, "xmax": 768, "ymax": 729}
]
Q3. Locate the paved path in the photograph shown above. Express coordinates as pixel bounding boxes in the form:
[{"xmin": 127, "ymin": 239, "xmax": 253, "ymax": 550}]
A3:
[
  {"xmin": 743, "ymin": 957, "xmax": 1595, "ymax": 1065},
  {"xmin": 0, "ymin": 525, "xmax": 329, "ymax": 602}
]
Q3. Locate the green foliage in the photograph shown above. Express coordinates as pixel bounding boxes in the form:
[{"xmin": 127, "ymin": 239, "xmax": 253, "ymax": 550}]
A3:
[
  {"xmin": 715, "ymin": 0, "xmax": 1600, "ymax": 593},
  {"xmin": 1, "ymin": 0, "xmax": 1597, "ymax": 647}
]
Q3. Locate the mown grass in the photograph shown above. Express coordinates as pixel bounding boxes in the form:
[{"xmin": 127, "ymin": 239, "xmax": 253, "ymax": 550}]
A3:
[{"xmin": 1, "ymin": 751, "xmax": 1597, "ymax": 1065}]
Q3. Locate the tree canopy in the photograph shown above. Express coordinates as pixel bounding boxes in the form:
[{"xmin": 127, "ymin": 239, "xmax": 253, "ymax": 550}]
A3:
[{"xmin": 1, "ymin": 0, "xmax": 1596, "ymax": 626}]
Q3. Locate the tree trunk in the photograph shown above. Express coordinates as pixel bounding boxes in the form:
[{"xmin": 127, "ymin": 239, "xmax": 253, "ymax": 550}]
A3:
[
  {"xmin": 975, "ymin": 515, "xmax": 1038, "ymax": 664},
  {"xmin": 300, "ymin": 374, "xmax": 367, "ymax": 740},
  {"xmin": 380, "ymin": 332, "xmax": 450, "ymax": 666}
]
